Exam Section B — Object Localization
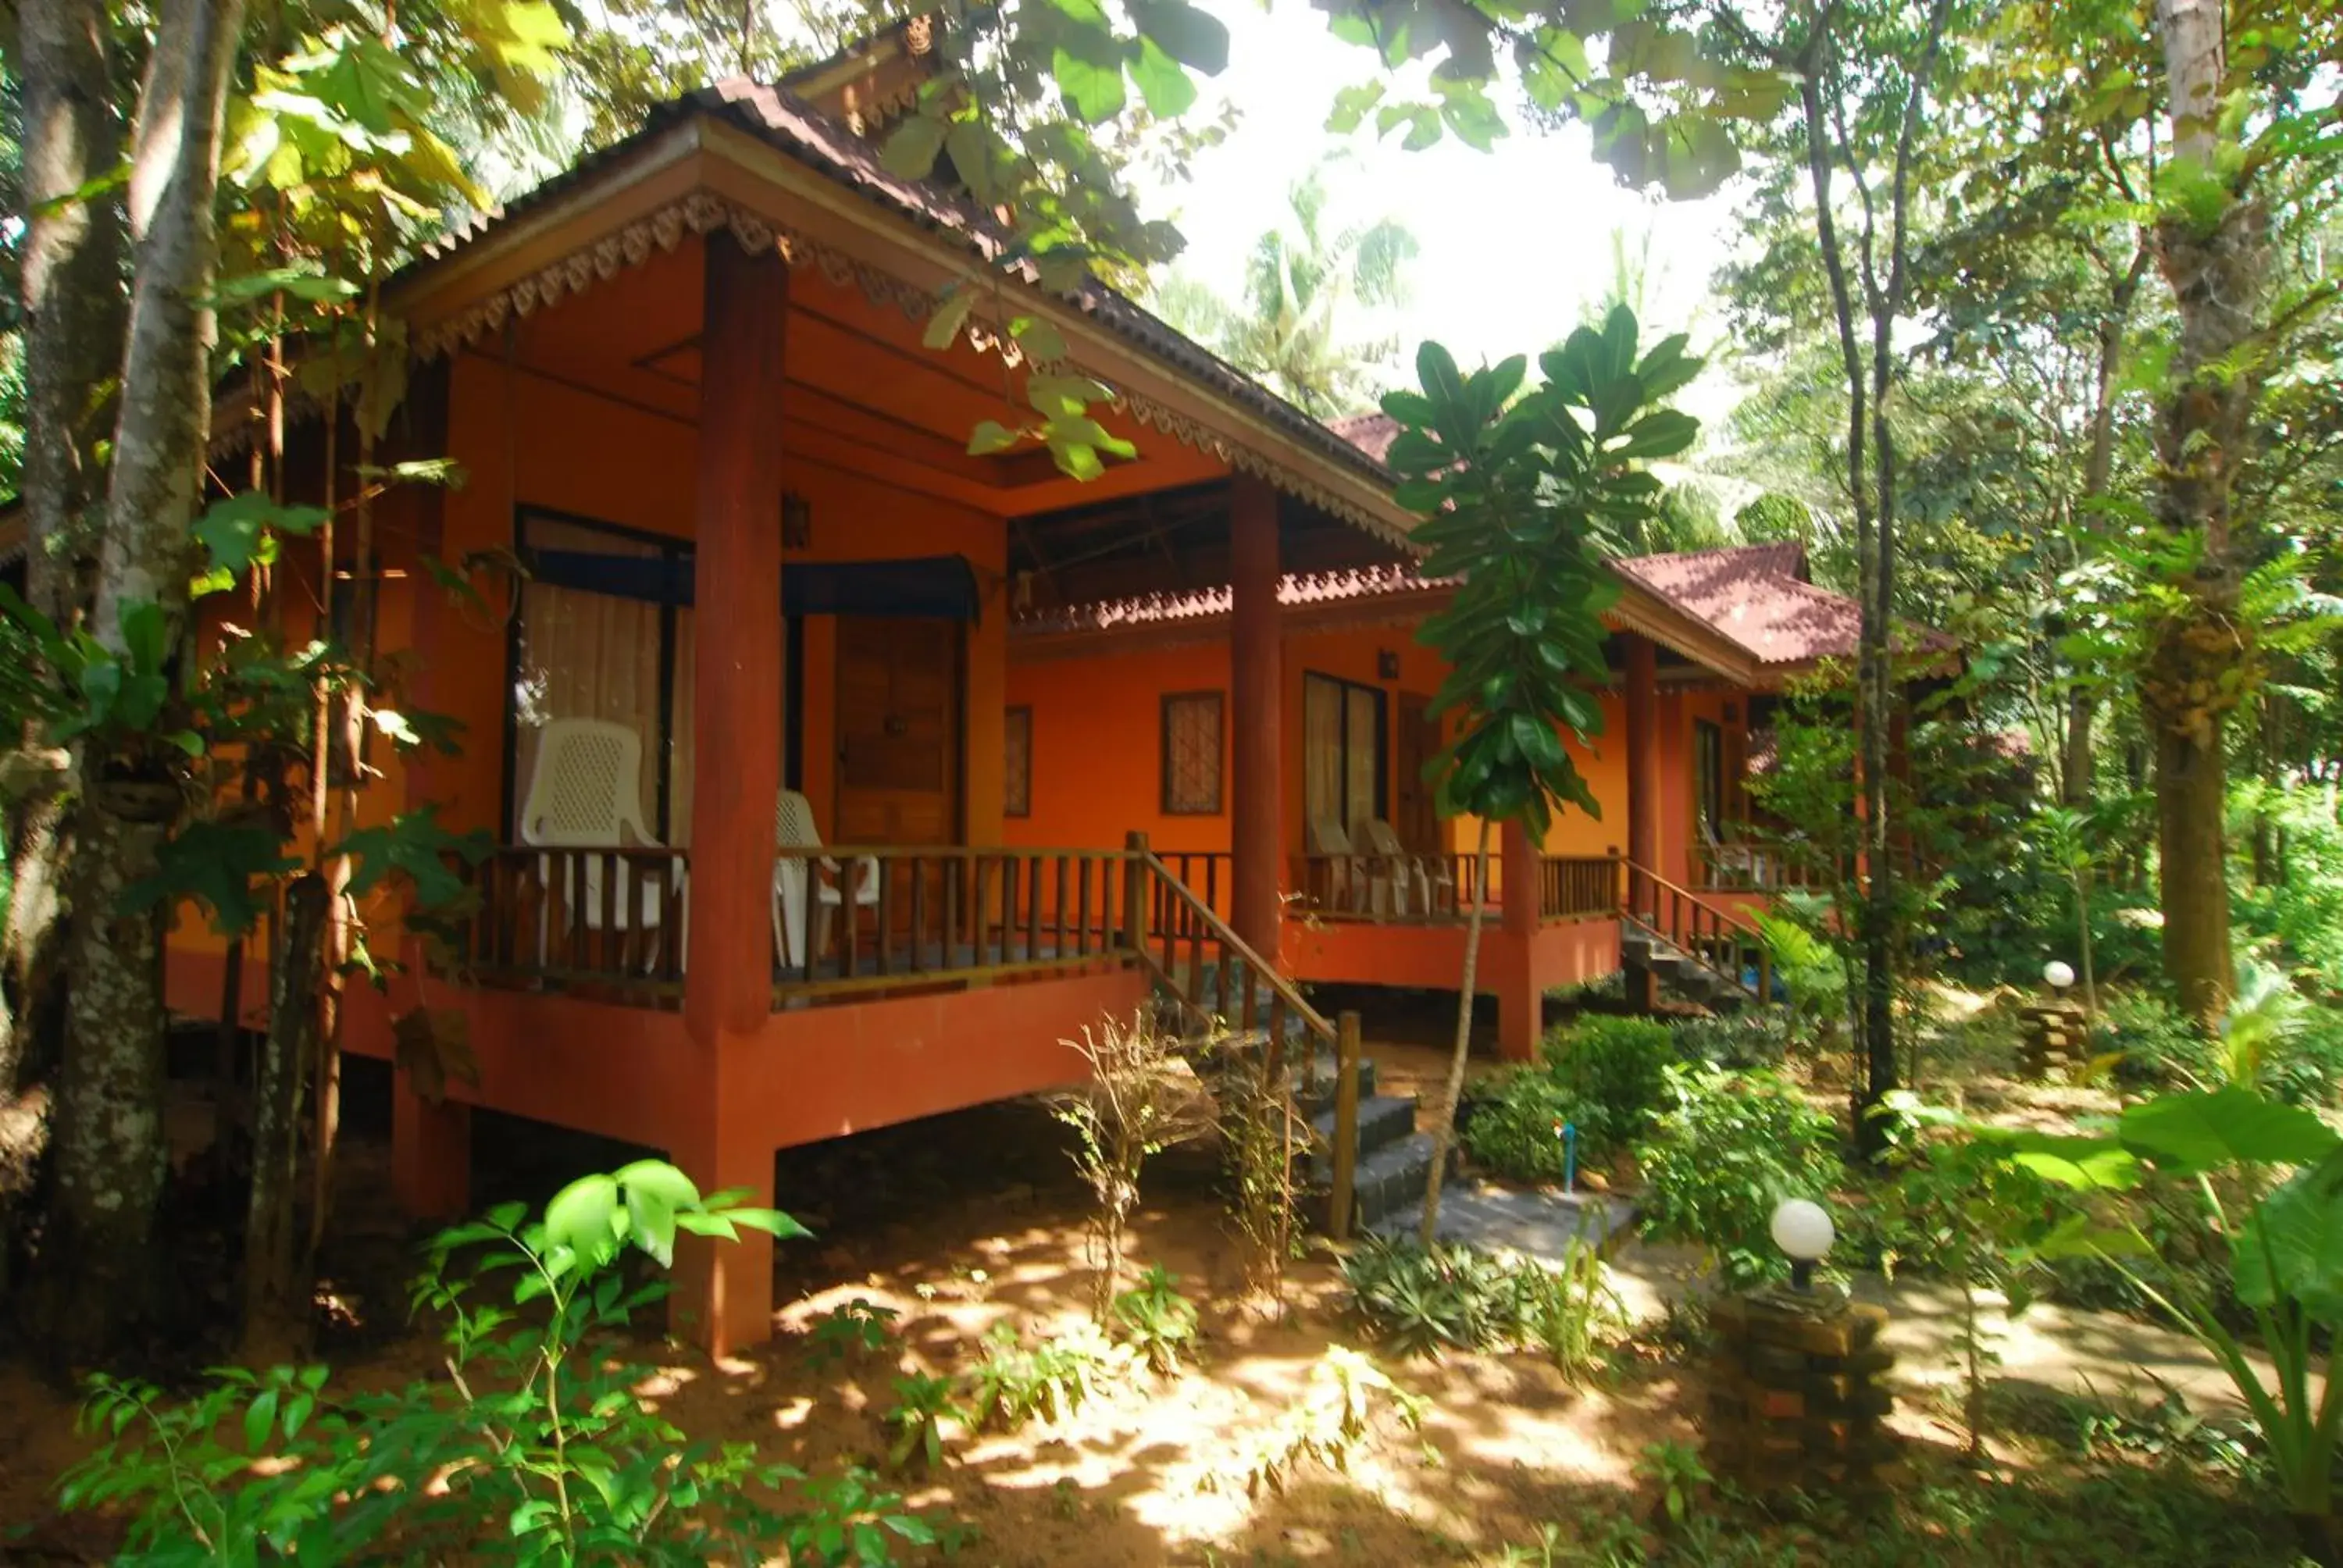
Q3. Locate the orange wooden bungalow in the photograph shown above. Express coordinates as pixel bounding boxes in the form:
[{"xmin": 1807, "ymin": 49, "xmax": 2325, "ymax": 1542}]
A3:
[{"xmin": 124, "ymin": 26, "xmax": 1927, "ymax": 1349}]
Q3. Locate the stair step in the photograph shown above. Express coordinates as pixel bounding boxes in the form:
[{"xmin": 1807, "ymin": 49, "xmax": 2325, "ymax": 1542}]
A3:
[
  {"xmin": 1313, "ymin": 1131, "xmax": 1455, "ymax": 1235},
  {"xmin": 1307, "ymin": 1094, "xmax": 1418, "ymax": 1180},
  {"xmin": 1293, "ymin": 1052, "xmax": 1376, "ymax": 1114}
]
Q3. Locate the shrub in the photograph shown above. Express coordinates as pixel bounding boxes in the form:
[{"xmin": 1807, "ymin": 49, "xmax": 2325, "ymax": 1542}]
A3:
[
  {"xmin": 1460, "ymin": 1067, "xmax": 1587, "ymax": 1181},
  {"xmin": 1110, "ymin": 1263, "xmax": 1200, "ymax": 1375},
  {"xmin": 807, "ymin": 1296, "xmax": 900, "ymax": 1366},
  {"xmin": 56, "ymin": 1164, "xmax": 954, "ymax": 1565},
  {"xmin": 1543, "ymin": 1014, "xmax": 1675, "ymax": 1145},
  {"xmin": 1340, "ymin": 1235, "xmax": 1621, "ymax": 1373},
  {"xmin": 1671, "ymin": 1009, "xmax": 1796, "ymax": 1070},
  {"xmin": 1634, "ymin": 1064, "xmax": 1840, "ymax": 1287},
  {"xmin": 965, "ymin": 1320, "xmax": 1131, "ymax": 1430},
  {"xmin": 882, "ymin": 1374, "xmax": 968, "ymax": 1472},
  {"xmin": 2101, "ymin": 989, "xmax": 2213, "ymax": 1090}
]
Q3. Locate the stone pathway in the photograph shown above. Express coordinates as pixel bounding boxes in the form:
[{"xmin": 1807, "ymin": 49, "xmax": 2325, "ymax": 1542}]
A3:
[
  {"xmin": 1606, "ymin": 1239, "xmax": 2279, "ymax": 1418},
  {"xmin": 1380, "ymin": 1179, "xmax": 1635, "ymax": 1253}
]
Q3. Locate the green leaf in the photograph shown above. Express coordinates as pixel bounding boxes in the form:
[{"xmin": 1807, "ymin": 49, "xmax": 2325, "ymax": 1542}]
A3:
[
  {"xmin": 1052, "ymin": 35, "xmax": 1128, "ymax": 123},
  {"xmin": 2118, "ymin": 1086, "xmax": 2341, "ymax": 1174},
  {"xmin": 1128, "ymin": 35, "xmax": 1199, "ymax": 118},
  {"xmin": 118, "ymin": 822, "xmax": 301, "ymax": 935},
  {"xmin": 544, "ymin": 1174, "xmax": 622, "ymax": 1272},
  {"xmin": 1328, "ymin": 80, "xmax": 1386, "ymax": 134},
  {"xmin": 879, "ymin": 113, "xmax": 947, "ymax": 181},
  {"xmin": 2004, "ymin": 1133, "xmax": 2140, "ymax": 1191},
  {"xmin": 244, "ymin": 1388, "xmax": 279, "ymax": 1452},
  {"xmin": 1131, "ymin": 0, "xmax": 1230, "ymax": 73},
  {"xmin": 922, "ymin": 288, "xmax": 975, "ymax": 351},
  {"xmin": 1011, "ymin": 316, "xmax": 1071, "ymax": 363},
  {"xmin": 968, "ymin": 420, "xmax": 1024, "ymax": 456},
  {"xmin": 330, "ymin": 806, "xmax": 493, "ymax": 907},
  {"xmin": 194, "ymin": 492, "xmax": 331, "ymax": 577},
  {"xmin": 2234, "ymin": 1153, "xmax": 2343, "ymax": 1317}
]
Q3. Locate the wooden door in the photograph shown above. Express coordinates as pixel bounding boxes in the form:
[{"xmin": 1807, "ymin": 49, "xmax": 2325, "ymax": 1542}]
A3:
[
  {"xmin": 834, "ymin": 617, "xmax": 961, "ymax": 845},
  {"xmin": 1395, "ymin": 693, "xmax": 1442, "ymax": 856}
]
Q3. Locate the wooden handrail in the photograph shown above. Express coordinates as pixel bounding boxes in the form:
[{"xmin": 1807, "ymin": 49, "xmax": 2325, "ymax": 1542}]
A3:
[
  {"xmin": 1622, "ymin": 858, "xmax": 1771, "ymax": 1004},
  {"xmin": 1135, "ymin": 839, "xmax": 1336, "ymax": 1049}
]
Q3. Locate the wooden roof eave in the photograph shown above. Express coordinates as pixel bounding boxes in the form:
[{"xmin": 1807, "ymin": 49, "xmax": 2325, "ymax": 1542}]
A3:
[
  {"xmin": 381, "ymin": 112, "xmax": 1416, "ymax": 552},
  {"xmin": 1601, "ymin": 578, "xmax": 1763, "ymax": 688},
  {"xmin": 1007, "ymin": 582, "xmax": 1457, "ymax": 663}
]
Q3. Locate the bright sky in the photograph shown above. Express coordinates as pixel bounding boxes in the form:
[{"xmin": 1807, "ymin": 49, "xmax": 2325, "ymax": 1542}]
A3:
[{"xmin": 1148, "ymin": 1, "xmax": 1749, "ymax": 429}]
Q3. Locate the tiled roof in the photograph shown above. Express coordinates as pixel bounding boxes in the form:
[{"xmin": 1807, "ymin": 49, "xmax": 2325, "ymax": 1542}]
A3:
[
  {"xmin": 1016, "ymin": 563, "xmax": 1444, "ymax": 635},
  {"xmin": 1328, "ymin": 412, "xmax": 1400, "ymax": 463},
  {"xmin": 1610, "ymin": 543, "xmax": 1953, "ymax": 668},
  {"xmin": 399, "ymin": 77, "xmax": 1396, "ymax": 496},
  {"xmin": 1018, "ymin": 537, "xmax": 1956, "ymax": 676}
]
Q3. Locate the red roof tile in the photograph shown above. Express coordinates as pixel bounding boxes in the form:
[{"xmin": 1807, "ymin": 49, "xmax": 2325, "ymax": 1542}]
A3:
[
  {"xmin": 1610, "ymin": 543, "xmax": 1952, "ymax": 668},
  {"xmin": 1328, "ymin": 412, "xmax": 1400, "ymax": 464}
]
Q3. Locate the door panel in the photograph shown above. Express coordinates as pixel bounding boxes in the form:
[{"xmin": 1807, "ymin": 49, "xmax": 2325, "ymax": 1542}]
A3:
[
  {"xmin": 1396, "ymin": 693, "xmax": 1441, "ymax": 856},
  {"xmin": 834, "ymin": 617, "xmax": 960, "ymax": 846}
]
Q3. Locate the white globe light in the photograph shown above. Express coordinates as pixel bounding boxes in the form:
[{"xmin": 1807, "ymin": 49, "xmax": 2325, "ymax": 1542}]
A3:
[
  {"xmin": 2044, "ymin": 960, "xmax": 2077, "ymax": 990},
  {"xmin": 1770, "ymin": 1199, "xmax": 1835, "ymax": 1263}
]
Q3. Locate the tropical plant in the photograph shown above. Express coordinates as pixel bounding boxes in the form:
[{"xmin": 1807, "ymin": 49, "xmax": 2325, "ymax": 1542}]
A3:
[
  {"xmin": 1543, "ymin": 1014, "xmax": 1675, "ymax": 1147},
  {"xmin": 1460, "ymin": 1068, "xmax": 1586, "ymax": 1184},
  {"xmin": 1961, "ymin": 1085, "xmax": 2343, "ymax": 1559},
  {"xmin": 1110, "ymin": 1262, "xmax": 1200, "ymax": 1375},
  {"xmin": 1635, "ymin": 1440, "xmax": 1714, "ymax": 1533},
  {"xmin": 1633, "ymin": 1065, "xmax": 1840, "ymax": 1288},
  {"xmin": 1339, "ymin": 1234, "xmax": 1621, "ymax": 1372},
  {"xmin": 51, "ymin": 1161, "xmax": 950, "ymax": 1564},
  {"xmin": 1208, "ymin": 1345, "xmax": 1425, "ymax": 1499},
  {"xmin": 965, "ymin": 1320, "xmax": 1132, "ymax": 1431},
  {"xmin": 881, "ymin": 1373, "xmax": 969, "ymax": 1474},
  {"xmin": 1150, "ymin": 160, "xmax": 1417, "ymax": 417},
  {"xmin": 1389, "ymin": 308, "xmax": 1701, "ymax": 1242},
  {"xmin": 1052, "ymin": 1010, "xmax": 1211, "ymax": 1317},
  {"xmin": 807, "ymin": 1297, "xmax": 902, "ymax": 1367}
]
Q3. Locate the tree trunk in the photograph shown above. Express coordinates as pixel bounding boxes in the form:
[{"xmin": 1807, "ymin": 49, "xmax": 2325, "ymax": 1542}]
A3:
[
  {"xmin": 2146, "ymin": 0, "xmax": 2260, "ymax": 1026},
  {"xmin": 243, "ymin": 874, "xmax": 329, "ymax": 1362},
  {"xmin": 41, "ymin": 795, "xmax": 174, "ymax": 1355},
  {"xmin": 7, "ymin": 0, "xmax": 124, "ymax": 1099},
  {"xmin": 1419, "ymin": 820, "xmax": 1491, "ymax": 1246},
  {"xmin": 41, "ymin": 0, "xmax": 249, "ymax": 1360}
]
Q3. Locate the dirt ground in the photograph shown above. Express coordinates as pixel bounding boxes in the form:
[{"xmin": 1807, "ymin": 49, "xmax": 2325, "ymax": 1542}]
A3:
[{"xmin": 0, "ymin": 992, "xmax": 2273, "ymax": 1563}]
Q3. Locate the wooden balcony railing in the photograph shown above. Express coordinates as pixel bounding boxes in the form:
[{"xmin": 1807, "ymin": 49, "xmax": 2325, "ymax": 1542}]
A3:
[
  {"xmin": 454, "ymin": 844, "xmax": 1146, "ymax": 1006},
  {"xmin": 1692, "ymin": 836, "xmax": 1828, "ymax": 893},
  {"xmin": 456, "ymin": 847, "xmax": 692, "ymax": 1000},
  {"xmin": 779, "ymin": 846, "xmax": 1143, "ymax": 1000},
  {"xmin": 1540, "ymin": 855, "xmax": 1620, "ymax": 920}
]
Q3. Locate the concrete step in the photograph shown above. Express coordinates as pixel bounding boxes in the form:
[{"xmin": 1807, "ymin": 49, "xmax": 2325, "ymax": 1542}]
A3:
[
  {"xmin": 1314, "ymin": 1131, "xmax": 1457, "ymax": 1236},
  {"xmin": 1306, "ymin": 1093, "xmax": 1418, "ymax": 1181}
]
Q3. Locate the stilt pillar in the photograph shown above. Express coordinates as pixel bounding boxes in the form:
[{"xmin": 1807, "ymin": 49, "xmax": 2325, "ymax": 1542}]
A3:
[
  {"xmin": 674, "ymin": 233, "xmax": 788, "ymax": 1355},
  {"xmin": 1496, "ymin": 819, "xmax": 1546, "ymax": 1060},
  {"xmin": 390, "ymin": 1075, "xmax": 471, "ymax": 1221},
  {"xmin": 1229, "ymin": 476, "xmax": 1284, "ymax": 960}
]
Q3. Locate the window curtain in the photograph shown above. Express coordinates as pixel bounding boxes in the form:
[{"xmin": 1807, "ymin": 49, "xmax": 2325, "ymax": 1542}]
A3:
[
  {"xmin": 1344, "ymin": 685, "xmax": 1380, "ymax": 836},
  {"xmin": 1303, "ymin": 675, "xmax": 1343, "ymax": 835}
]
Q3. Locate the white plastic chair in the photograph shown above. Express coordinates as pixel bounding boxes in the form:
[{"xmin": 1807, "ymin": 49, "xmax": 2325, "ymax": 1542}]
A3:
[
  {"xmin": 1308, "ymin": 815, "xmax": 1389, "ymax": 918},
  {"xmin": 770, "ymin": 789, "xmax": 880, "ymax": 971},
  {"xmin": 516, "ymin": 718, "xmax": 681, "ymax": 964},
  {"xmin": 1360, "ymin": 816, "xmax": 1452, "ymax": 916}
]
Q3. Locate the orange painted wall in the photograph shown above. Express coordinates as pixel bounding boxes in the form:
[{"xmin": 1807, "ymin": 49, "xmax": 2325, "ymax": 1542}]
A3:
[{"xmin": 1004, "ymin": 616, "xmax": 1724, "ymax": 882}]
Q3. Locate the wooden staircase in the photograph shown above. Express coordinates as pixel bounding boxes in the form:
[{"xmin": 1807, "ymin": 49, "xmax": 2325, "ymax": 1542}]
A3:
[
  {"xmin": 1621, "ymin": 862, "xmax": 1773, "ymax": 1010},
  {"xmin": 1128, "ymin": 839, "xmax": 1431, "ymax": 1239}
]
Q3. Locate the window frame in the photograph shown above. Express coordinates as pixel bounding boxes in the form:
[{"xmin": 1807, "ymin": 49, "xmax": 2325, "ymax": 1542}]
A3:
[
  {"xmin": 1693, "ymin": 717, "xmax": 1725, "ymax": 835},
  {"xmin": 1004, "ymin": 704, "xmax": 1034, "ymax": 818},
  {"xmin": 1158, "ymin": 690, "xmax": 1226, "ymax": 816},
  {"xmin": 504, "ymin": 507, "xmax": 690, "ymax": 841}
]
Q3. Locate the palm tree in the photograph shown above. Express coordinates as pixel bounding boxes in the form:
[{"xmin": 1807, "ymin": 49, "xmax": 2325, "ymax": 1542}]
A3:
[{"xmin": 1152, "ymin": 162, "xmax": 1418, "ymax": 419}]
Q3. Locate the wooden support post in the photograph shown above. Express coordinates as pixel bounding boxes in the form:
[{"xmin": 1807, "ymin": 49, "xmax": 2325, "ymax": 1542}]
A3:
[
  {"xmin": 1229, "ymin": 476, "xmax": 1284, "ymax": 962},
  {"xmin": 1623, "ymin": 634, "xmax": 1662, "ymax": 1014},
  {"xmin": 390, "ymin": 1074, "xmax": 471, "ymax": 1222},
  {"xmin": 1330, "ymin": 1010, "xmax": 1362, "ymax": 1241},
  {"xmin": 1122, "ymin": 830, "xmax": 1150, "ymax": 957},
  {"xmin": 1497, "ymin": 819, "xmax": 1543, "ymax": 1061},
  {"xmin": 673, "ymin": 233, "xmax": 788, "ymax": 1356}
]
